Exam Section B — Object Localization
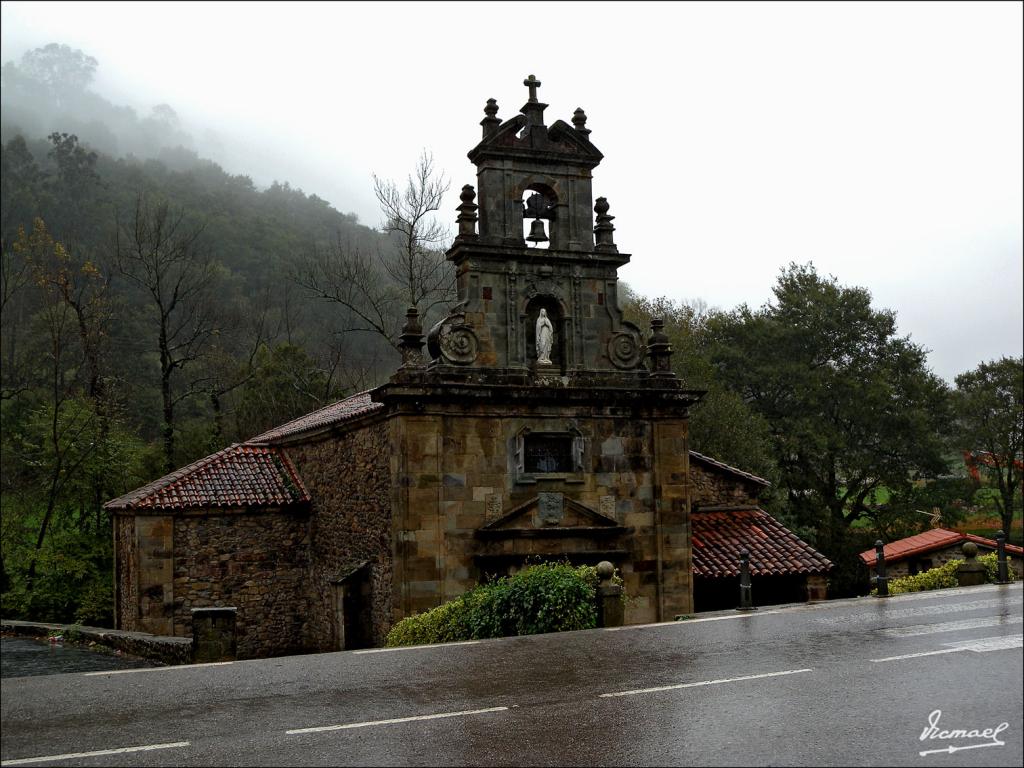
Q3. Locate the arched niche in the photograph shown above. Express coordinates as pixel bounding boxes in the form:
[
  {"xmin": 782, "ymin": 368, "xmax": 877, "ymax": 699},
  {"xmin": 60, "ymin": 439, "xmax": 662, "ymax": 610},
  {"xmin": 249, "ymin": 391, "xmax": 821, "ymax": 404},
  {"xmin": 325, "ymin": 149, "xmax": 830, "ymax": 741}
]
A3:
[
  {"xmin": 525, "ymin": 295, "xmax": 566, "ymax": 373},
  {"xmin": 513, "ymin": 176, "xmax": 567, "ymax": 250},
  {"xmin": 520, "ymin": 182, "xmax": 557, "ymax": 251}
]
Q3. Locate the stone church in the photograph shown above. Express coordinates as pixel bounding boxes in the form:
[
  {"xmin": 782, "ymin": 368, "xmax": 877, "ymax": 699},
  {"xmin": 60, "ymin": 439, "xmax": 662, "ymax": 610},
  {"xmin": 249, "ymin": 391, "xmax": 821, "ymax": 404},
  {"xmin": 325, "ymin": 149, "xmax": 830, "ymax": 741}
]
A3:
[{"xmin": 107, "ymin": 77, "xmax": 831, "ymax": 658}]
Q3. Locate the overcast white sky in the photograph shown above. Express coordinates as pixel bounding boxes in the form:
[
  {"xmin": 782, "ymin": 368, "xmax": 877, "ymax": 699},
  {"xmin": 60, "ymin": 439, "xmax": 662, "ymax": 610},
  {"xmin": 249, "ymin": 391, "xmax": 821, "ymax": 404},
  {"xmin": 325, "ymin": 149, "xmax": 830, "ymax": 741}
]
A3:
[{"xmin": 2, "ymin": 1, "xmax": 1021, "ymax": 382}]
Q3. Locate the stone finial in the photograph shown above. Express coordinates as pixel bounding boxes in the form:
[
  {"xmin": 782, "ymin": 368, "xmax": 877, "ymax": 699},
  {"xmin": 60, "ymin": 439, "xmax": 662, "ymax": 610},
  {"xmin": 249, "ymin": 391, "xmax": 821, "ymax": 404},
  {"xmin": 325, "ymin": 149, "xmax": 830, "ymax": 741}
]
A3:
[
  {"xmin": 572, "ymin": 107, "xmax": 591, "ymax": 136},
  {"xmin": 595, "ymin": 560, "xmax": 623, "ymax": 627},
  {"xmin": 647, "ymin": 317, "xmax": 675, "ymax": 378},
  {"xmin": 481, "ymin": 98, "xmax": 501, "ymax": 138},
  {"xmin": 398, "ymin": 306, "xmax": 425, "ymax": 367},
  {"xmin": 455, "ymin": 184, "xmax": 478, "ymax": 239},
  {"xmin": 593, "ymin": 197, "xmax": 617, "ymax": 253},
  {"xmin": 956, "ymin": 540, "xmax": 987, "ymax": 587}
]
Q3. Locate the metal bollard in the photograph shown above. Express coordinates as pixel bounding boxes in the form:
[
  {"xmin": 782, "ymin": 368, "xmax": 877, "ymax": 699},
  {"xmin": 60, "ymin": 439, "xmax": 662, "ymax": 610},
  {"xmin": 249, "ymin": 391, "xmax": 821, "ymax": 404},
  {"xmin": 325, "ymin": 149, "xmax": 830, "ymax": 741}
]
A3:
[
  {"xmin": 874, "ymin": 540, "xmax": 889, "ymax": 597},
  {"xmin": 995, "ymin": 530, "xmax": 1010, "ymax": 584},
  {"xmin": 737, "ymin": 549, "xmax": 755, "ymax": 611}
]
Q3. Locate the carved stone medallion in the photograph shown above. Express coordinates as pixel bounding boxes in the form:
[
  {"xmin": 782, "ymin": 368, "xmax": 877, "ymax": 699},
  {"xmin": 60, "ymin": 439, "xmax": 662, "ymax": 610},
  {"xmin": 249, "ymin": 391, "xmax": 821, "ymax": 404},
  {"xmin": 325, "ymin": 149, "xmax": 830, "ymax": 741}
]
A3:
[
  {"xmin": 537, "ymin": 492, "xmax": 564, "ymax": 526},
  {"xmin": 608, "ymin": 331, "xmax": 642, "ymax": 369}
]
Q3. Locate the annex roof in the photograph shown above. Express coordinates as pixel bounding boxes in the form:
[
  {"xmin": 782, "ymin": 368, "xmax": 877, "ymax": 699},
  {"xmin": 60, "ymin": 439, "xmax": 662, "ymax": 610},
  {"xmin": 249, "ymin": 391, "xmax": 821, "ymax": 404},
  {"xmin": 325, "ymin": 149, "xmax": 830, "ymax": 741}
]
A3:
[
  {"xmin": 689, "ymin": 451, "xmax": 771, "ymax": 487},
  {"xmin": 104, "ymin": 444, "xmax": 309, "ymax": 512},
  {"xmin": 858, "ymin": 528, "xmax": 1024, "ymax": 565},
  {"xmin": 247, "ymin": 389, "xmax": 384, "ymax": 443},
  {"xmin": 691, "ymin": 507, "xmax": 832, "ymax": 578}
]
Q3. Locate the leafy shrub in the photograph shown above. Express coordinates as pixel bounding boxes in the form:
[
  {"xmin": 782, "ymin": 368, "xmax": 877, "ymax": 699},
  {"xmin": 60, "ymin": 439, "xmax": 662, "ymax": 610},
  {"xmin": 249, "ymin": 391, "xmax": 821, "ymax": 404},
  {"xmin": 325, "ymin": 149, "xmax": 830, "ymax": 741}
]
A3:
[
  {"xmin": 386, "ymin": 562, "xmax": 615, "ymax": 647},
  {"xmin": 886, "ymin": 552, "xmax": 1017, "ymax": 595}
]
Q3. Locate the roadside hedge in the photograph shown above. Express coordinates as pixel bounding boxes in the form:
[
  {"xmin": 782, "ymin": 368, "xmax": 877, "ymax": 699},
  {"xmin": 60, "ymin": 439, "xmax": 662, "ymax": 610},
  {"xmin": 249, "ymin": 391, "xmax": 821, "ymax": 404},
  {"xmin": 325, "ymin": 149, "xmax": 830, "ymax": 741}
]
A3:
[
  {"xmin": 885, "ymin": 552, "xmax": 1016, "ymax": 595},
  {"xmin": 385, "ymin": 562, "xmax": 616, "ymax": 647}
]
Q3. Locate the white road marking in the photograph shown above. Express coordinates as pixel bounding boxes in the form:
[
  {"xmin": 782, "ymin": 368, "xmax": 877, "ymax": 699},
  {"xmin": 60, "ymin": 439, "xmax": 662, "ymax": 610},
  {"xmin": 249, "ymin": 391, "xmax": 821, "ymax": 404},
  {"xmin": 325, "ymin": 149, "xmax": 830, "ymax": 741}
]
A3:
[
  {"xmin": 82, "ymin": 661, "xmax": 233, "ymax": 676},
  {"xmin": 603, "ymin": 609, "xmax": 787, "ymax": 631},
  {"xmin": 0, "ymin": 741, "xmax": 190, "ymax": 766},
  {"xmin": 880, "ymin": 615, "xmax": 1023, "ymax": 637},
  {"xmin": 944, "ymin": 635, "xmax": 1023, "ymax": 652},
  {"xmin": 286, "ymin": 706, "xmax": 508, "ymax": 734},
  {"xmin": 870, "ymin": 648, "xmax": 964, "ymax": 662},
  {"xmin": 353, "ymin": 640, "xmax": 481, "ymax": 654},
  {"xmin": 817, "ymin": 597, "xmax": 1022, "ymax": 626},
  {"xmin": 599, "ymin": 668, "xmax": 813, "ymax": 698},
  {"xmin": 871, "ymin": 633, "xmax": 1023, "ymax": 662}
]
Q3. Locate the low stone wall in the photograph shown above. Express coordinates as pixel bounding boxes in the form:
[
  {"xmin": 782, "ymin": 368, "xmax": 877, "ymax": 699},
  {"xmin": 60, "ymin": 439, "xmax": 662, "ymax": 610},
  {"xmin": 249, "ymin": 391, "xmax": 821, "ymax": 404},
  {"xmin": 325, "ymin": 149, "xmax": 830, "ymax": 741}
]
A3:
[{"xmin": 1, "ymin": 620, "xmax": 192, "ymax": 665}]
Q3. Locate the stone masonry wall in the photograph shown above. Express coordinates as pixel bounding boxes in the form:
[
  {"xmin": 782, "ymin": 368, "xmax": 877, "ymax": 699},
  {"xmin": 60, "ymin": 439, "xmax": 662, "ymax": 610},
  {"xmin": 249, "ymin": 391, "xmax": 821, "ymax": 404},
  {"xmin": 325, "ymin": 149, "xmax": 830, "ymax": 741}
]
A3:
[
  {"xmin": 136, "ymin": 515, "xmax": 174, "ymax": 635},
  {"xmin": 391, "ymin": 404, "xmax": 692, "ymax": 626},
  {"xmin": 171, "ymin": 510, "xmax": 310, "ymax": 659},
  {"xmin": 285, "ymin": 420, "xmax": 393, "ymax": 650},
  {"xmin": 690, "ymin": 462, "xmax": 760, "ymax": 508},
  {"xmin": 113, "ymin": 515, "xmax": 138, "ymax": 631}
]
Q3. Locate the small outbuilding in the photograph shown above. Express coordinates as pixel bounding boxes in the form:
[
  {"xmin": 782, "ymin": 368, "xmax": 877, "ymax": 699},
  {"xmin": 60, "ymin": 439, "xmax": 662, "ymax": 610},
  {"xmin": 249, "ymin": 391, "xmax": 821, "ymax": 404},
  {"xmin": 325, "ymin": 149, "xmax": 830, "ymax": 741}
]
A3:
[{"xmin": 858, "ymin": 528, "xmax": 1024, "ymax": 579}]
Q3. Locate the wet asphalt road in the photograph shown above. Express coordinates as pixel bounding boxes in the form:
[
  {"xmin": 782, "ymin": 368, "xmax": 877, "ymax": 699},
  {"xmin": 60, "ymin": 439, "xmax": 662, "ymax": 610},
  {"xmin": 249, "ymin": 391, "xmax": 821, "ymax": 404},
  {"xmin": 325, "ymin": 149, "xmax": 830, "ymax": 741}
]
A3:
[
  {"xmin": 1, "ymin": 582, "xmax": 1021, "ymax": 767},
  {"xmin": 1, "ymin": 637, "xmax": 159, "ymax": 678}
]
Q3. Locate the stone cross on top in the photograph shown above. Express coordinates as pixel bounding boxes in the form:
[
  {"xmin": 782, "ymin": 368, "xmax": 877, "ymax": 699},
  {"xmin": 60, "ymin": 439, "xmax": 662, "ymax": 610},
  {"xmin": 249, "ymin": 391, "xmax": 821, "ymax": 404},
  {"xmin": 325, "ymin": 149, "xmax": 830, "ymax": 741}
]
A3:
[{"xmin": 524, "ymin": 74, "xmax": 542, "ymax": 102}]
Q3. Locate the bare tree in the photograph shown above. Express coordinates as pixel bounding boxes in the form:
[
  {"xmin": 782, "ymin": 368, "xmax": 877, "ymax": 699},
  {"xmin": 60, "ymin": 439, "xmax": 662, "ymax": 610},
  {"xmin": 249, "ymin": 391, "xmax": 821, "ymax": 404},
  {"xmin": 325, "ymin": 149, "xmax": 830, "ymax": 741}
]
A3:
[
  {"xmin": 114, "ymin": 194, "xmax": 218, "ymax": 471},
  {"xmin": 294, "ymin": 150, "xmax": 455, "ymax": 348}
]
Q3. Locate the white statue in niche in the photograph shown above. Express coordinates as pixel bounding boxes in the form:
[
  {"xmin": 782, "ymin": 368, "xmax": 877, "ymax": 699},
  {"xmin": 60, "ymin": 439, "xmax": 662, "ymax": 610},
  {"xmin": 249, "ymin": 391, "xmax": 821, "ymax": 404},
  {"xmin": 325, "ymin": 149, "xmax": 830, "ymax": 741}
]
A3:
[{"xmin": 536, "ymin": 309, "xmax": 553, "ymax": 365}]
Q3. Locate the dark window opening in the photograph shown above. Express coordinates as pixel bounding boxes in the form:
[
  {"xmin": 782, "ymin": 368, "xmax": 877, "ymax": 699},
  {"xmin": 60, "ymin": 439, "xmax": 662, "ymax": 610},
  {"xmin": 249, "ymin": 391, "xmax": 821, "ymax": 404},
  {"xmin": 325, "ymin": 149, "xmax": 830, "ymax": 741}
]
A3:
[
  {"xmin": 524, "ymin": 433, "xmax": 574, "ymax": 473},
  {"xmin": 483, "ymin": 286, "xmax": 493, "ymax": 300}
]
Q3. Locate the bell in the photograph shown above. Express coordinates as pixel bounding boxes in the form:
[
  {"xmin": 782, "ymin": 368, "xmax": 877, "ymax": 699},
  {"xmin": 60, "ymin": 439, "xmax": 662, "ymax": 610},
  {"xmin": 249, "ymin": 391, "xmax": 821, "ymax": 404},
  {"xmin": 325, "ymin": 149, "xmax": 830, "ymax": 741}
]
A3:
[{"xmin": 526, "ymin": 218, "xmax": 549, "ymax": 243}]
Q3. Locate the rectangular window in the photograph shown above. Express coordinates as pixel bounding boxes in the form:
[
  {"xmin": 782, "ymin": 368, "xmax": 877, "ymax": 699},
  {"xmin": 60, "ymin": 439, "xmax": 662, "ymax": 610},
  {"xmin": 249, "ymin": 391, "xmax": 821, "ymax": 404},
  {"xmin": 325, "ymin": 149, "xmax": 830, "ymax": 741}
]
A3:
[{"xmin": 524, "ymin": 433, "xmax": 574, "ymax": 473}]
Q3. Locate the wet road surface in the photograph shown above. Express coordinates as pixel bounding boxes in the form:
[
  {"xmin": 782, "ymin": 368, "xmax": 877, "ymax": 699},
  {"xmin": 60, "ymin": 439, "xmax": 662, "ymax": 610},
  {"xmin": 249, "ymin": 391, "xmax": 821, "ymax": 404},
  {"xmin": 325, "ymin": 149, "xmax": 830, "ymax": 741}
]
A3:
[
  {"xmin": 1, "ymin": 582, "xmax": 1021, "ymax": 767},
  {"xmin": 1, "ymin": 637, "xmax": 160, "ymax": 678}
]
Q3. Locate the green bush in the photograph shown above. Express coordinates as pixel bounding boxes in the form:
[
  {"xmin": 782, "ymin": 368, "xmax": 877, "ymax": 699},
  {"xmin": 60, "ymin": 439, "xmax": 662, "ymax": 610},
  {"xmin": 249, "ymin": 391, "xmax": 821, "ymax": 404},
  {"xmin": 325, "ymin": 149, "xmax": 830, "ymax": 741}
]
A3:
[
  {"xmin": 886, "ymin": 552, "xmax": 1017, "ymax": 595},
  {"xmin": 385, "ymin": 562, "xmax": 614, "ymax": 647}
]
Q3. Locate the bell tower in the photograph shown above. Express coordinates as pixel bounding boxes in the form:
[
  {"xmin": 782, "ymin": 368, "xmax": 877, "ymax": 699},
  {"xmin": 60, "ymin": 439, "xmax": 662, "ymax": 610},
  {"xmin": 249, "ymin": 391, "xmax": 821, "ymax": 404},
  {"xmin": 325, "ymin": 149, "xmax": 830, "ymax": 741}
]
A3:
[
  {"xmin": 411, "ymin": 75, "xmax": 674, "ymax": 384},
  {"xmin": 380, "ymin": 77, "xmax": 702, "ymax": 625}
]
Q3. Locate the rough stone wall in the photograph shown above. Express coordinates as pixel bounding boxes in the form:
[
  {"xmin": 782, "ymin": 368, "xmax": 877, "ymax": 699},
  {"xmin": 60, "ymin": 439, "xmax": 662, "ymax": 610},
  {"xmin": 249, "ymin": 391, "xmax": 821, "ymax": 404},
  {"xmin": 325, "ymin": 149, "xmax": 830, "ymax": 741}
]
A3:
[
  {"xmin": 285, "ymin": 420, "xmax": 393, "ymax": 650},
  {"xmin": 113, "ymin": 515, "xmax": 138, "ymax": 631},
  {"xmin": 690, "ymin": 462, "xmax": 760, "ymax": 508},
  {"xmin": 391, "ymin": 405, "xmax": 692, "ymax": 626},
  {"xmin": 171, "ymin": 510, "xmax": 310, "ymax": 659}
]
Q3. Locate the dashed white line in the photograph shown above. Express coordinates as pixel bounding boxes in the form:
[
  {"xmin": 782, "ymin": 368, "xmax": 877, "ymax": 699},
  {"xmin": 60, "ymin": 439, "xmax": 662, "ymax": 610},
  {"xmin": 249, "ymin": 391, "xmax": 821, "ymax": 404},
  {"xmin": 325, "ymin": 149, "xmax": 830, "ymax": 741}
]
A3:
[
  {"xmin": 82, "ymin": 661, "xmax": 233, "ymax": 676},
  {"xmin": 353, "ymin": 640, "xmax": 481, "ymax": 654},
  {"xmin": 599, "ymin": 668, "xmax": 813, "ymax": 698},
  {"xmin": 0, "ymin": 741, "xmax": 190, "ymax": 766},
  {"xmin": 286, "ymin": 706, "xmax": 509, "ymax": 734}
]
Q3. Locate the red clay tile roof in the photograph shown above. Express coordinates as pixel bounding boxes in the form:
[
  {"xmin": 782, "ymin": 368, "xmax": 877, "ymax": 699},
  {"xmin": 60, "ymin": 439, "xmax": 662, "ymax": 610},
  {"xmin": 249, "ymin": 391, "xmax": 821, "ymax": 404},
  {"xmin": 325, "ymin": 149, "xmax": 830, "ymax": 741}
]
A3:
[
  {"xmin": 248, "ymin": 389, "xmax": 383, "ymax": 443},
  {"xmin": 691, "ymin": 507, "xmax": 832, "ymax": 578},
  {"xmin": 689, "ymin": 451, "xmax": 770, "ymax": 486},
  {"xmin": 858, "ymin": 528, "xmax": 1024, "ymax": 565},
  {"xmin": 105, "ymin": 444, "xmax": 309, "ymax": 511}
]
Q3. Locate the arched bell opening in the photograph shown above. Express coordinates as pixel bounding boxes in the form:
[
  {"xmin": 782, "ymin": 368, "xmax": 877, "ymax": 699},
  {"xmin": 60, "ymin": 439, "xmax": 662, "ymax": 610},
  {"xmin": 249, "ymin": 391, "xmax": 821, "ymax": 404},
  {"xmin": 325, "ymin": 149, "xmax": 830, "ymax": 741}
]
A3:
[
  {"xmin": 525, "ymin": 295, "xmax": 565, "ymax": 373},
  {"xmin": 520, "ymin": 183, "xmax": 558, "ymax": 251}
]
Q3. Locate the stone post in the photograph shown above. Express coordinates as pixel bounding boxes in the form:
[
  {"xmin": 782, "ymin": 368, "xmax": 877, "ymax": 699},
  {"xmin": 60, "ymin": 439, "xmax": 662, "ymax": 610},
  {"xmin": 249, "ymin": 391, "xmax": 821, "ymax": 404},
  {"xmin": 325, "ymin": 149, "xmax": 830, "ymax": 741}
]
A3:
[
  {"xmin": 874, "ymin": 540, "xmax": 889, "ymax": 597},
  {"xmin": 737, "ymin": 549, "xmax": 755, "ymax": 611},
  {"xmin": 805, "ymin": 574, "xmax": 828, "ymax": 602},
  {"xmin": 995, "ymin": 530, "xmax": 1010, "ymax": 584},
  {"xmin": 191, "ymin": 607, "xmax": 237, "ymax": 663},
  {"xmin": 595, "ymin": 561, "xmax": 624, "ymax": 628},
  {"xmin": 955, "ymin": 542, "xmax": 987, "ymax": 587}
]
